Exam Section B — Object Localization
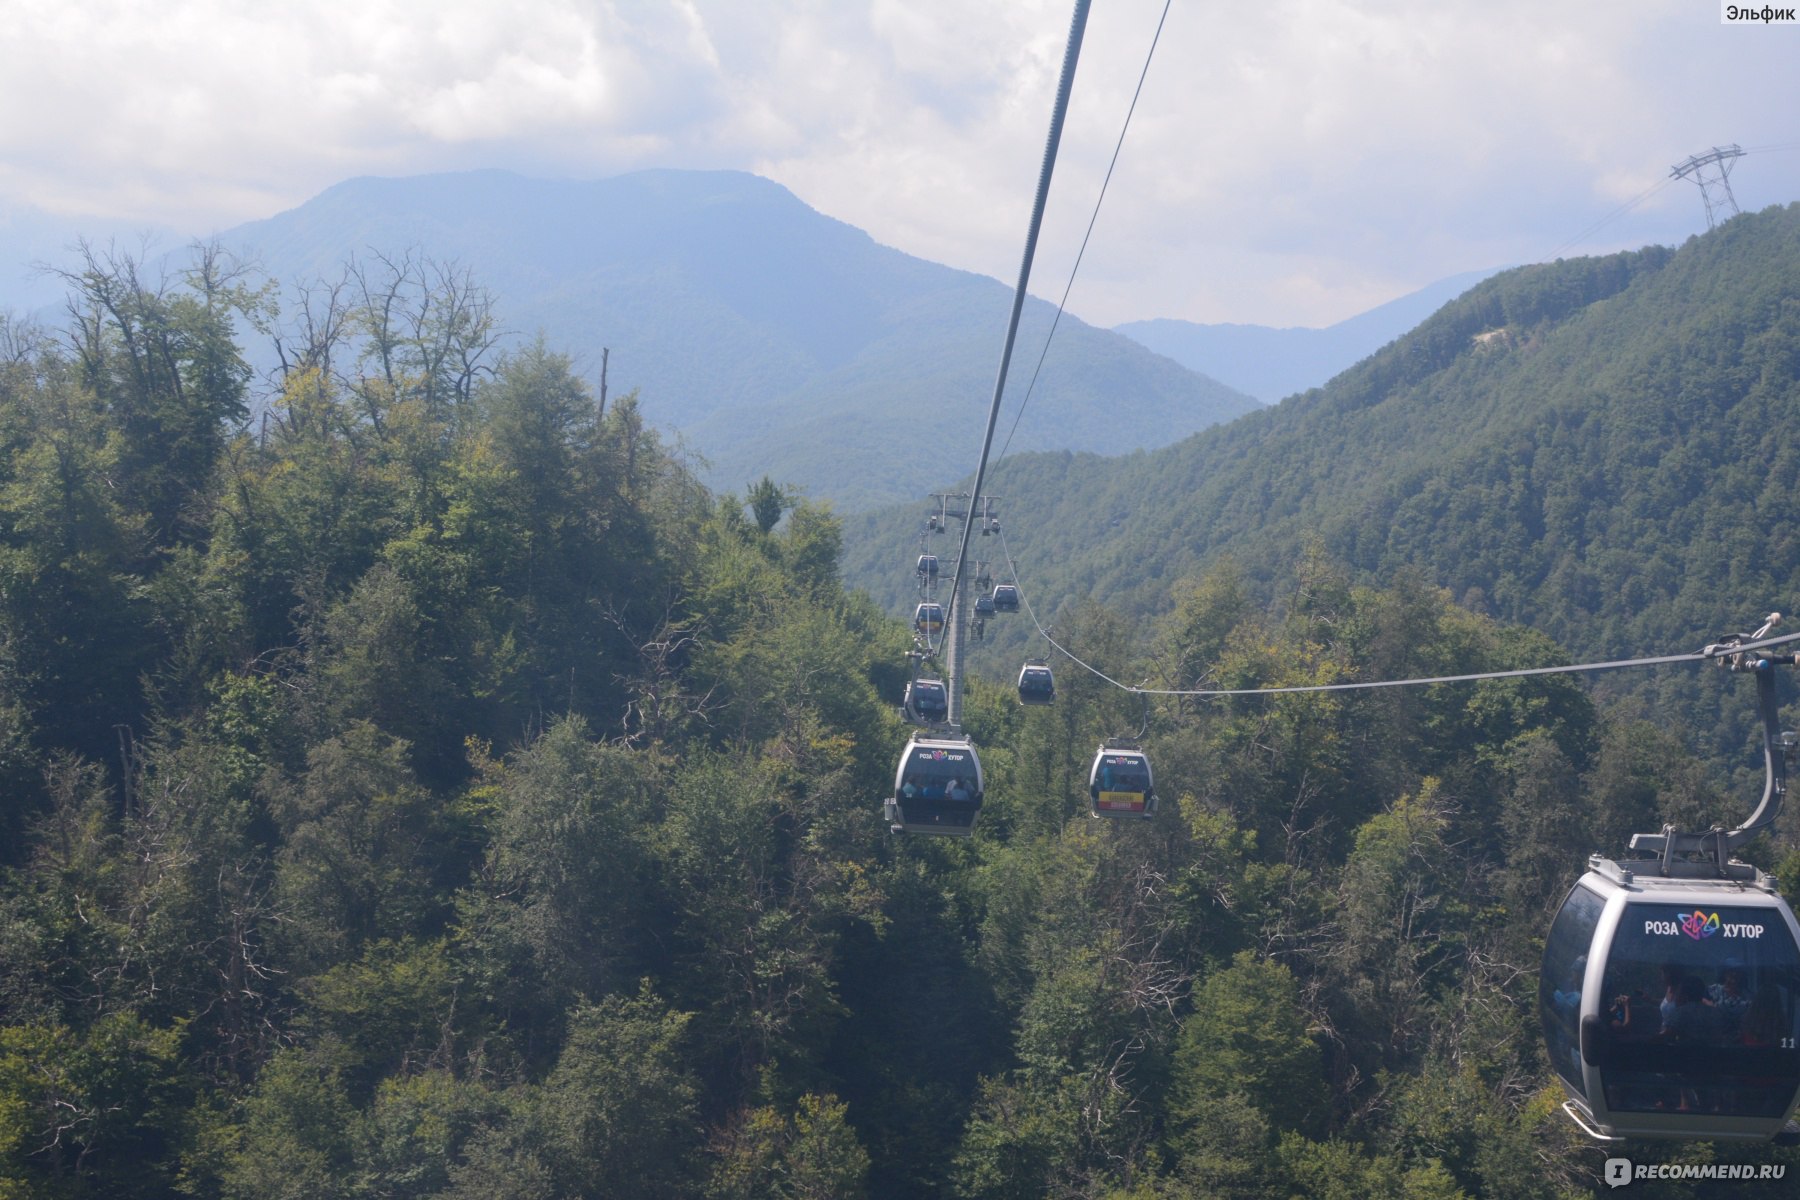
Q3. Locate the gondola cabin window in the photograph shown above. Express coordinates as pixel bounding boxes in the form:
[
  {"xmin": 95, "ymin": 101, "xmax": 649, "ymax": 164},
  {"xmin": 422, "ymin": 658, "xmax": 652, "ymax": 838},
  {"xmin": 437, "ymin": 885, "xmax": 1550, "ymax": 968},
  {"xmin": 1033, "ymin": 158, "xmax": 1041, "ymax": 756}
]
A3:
[
  {"xmin": 1541, "ymin": 883, "xmax": 1605, "ymax": 1098},
  {"xmin": 1092, "ymin": 754, "xmax": 1151, "ymax": 815},
  {"xmin": 1592, "ymin": 901, "xmax": 1800, "ymax": 1118}
]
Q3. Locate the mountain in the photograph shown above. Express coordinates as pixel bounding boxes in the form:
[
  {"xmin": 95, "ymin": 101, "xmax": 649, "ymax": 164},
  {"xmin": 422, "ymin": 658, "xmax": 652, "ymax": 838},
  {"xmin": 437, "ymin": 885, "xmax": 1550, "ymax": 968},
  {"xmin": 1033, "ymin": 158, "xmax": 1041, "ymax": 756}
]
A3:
[
  {"xmin": 206, "ymin": 168, "xmax": 1259, "ymax": 509},
  {"xmin": 1114, "ymin": 267, "xmax": 1503, "ymax": 402},
  {"xmin": 844, "ymin": 205, "xmax": 1800, "ymax": 756},
  {"xmin": 0, "ymin": 202, "xmax": 180, "ymax": 314}
]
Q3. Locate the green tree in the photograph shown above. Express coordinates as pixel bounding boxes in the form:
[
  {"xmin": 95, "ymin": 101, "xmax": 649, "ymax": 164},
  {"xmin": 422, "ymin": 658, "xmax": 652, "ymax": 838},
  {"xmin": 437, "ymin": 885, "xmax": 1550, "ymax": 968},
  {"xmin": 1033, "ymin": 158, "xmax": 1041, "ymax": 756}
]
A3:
[
  {"xmin": 269, "ymin": 723, "xmax": 451, "ymax": 970},
  {"xmin": 459, "ymin": 718, "xmax": 659, "ymax": 1019},
  {"xmin": 747, "ymin": 476, "xmax": 789, "ymax": 535},
  {"xmin": 56, "ymin": 241, "xmax": 256, "ymax": 547},
  {"xmin": 220, "ymin": 1045, "xmax": 356, "ymax": 1200},
  {"xmin": 539, "ymin": 986, "xmax": 702, "ymax": 1198},
  {"xmin": 1171, "ymin": 951, "xmax": 1324, "ymax": 1140},
  {"xmin": 0, "ymin": 1015, "xmax": 187, "ymax": 1199}
]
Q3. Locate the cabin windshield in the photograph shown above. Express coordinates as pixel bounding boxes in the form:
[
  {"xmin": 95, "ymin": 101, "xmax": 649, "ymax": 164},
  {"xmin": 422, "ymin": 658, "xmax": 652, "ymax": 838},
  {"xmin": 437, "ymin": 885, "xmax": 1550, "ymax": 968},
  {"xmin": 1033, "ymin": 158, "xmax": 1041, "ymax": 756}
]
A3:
[
  {"xmin": 1593, "ymin": 900, "xmax": 1800, "ymax": 1117},
  {"xmin": 897, "ymin": 746, "xmax": 979, "ymax": 800},
  {"xmin": 1094, "ymin": 756, "xmax": 1150, "ymax": 794},
  {"xmin": 1541, "ymin": 883, "xmax": 1605, "ymax": 1098}
]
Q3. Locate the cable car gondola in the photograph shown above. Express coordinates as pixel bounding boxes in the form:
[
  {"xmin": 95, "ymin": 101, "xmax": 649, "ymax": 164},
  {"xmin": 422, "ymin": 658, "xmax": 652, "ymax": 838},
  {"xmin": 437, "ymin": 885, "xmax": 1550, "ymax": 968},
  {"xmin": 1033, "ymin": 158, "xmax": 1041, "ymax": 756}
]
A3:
[
  {"xmin": 1017, "ymin": 661, "xmax": 1055, "ymax": 705},
  {"xmin": 914, "ymin": 602, "xmax": 945, "ymax": 638},
  {"xmin": 992, "ymin": 584, "xmax": 1020, "ymax": 613},
  {"xmin": 904, "ymin": 678, "xmax": 948, "ymax": 725},
  {"xmin": 1542, "ymin": 623, "xmax": 1800, "ymax": 1142},
  {"xmin": 887, "ymin": 734, "xmax": 984, "ymax": 836},
  {"xmin": 974, "ymin": 594, "xmax": 997, "ymax": 617},
  {"xmin": 917, "ymin": 554, "xmax": 939, "ymax": 579},
  {"xmin": 1089, "ymin": 742, "xmax": 1155, "ymax": 819}
]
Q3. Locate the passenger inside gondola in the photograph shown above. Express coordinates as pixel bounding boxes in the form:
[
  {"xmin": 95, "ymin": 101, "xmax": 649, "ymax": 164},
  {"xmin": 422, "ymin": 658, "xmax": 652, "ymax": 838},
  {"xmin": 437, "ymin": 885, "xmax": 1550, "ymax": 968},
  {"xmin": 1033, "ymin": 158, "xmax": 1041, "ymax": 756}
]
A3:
[
  {"xmin": 1712, "ymin": 964, "xmax": 1751, "ymax": 1033},
  {"xmin": 1584, "ymin": 903, "xmax": 1800, "ymax": 1118}
]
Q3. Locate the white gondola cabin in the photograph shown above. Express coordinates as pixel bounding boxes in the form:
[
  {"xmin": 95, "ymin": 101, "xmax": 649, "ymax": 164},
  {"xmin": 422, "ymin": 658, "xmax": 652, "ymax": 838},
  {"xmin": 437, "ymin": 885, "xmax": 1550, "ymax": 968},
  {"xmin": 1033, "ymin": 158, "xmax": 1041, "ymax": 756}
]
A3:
[
  {"xmin": 1542, "ymin": 864, "xmax": 1800, "ymax": 1142},
  {"xmin": 1017, "ymin": 662, "xmax": 1054, "ymax": 705},
  {"xmin": 1542, "ymin": 627, "xmax": 1800, "ymax": 1143},
  {"xmin": 904, "ymin": 678, "xmax": 948, "ymax": 725},
  {"xmin": 992, "ymin": 584, "xmax": 1020, "ymax": 613},
  {"xmin": 887, "ymin": 735, "xmax": 984, "ymax": 836},
  {"xmin": 1089, "ymin": 745, "xmax": 1155, "ymax": 819}
]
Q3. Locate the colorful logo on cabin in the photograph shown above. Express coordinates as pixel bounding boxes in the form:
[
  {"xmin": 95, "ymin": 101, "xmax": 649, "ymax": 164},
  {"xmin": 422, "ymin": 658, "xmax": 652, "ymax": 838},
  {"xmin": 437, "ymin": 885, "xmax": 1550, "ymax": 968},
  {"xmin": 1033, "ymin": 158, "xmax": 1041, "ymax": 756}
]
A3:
[{"xmin": 1680, "ymin": 910, "xmax": 1721, "ymax": 940}]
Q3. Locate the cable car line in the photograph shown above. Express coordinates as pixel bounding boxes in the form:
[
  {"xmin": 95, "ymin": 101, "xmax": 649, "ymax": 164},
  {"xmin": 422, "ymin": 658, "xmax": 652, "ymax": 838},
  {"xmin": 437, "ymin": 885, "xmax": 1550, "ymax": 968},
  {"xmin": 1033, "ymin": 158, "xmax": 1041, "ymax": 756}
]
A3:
[
  {"xmin": 888, "ymin": 0, "xmax": 1092, "ymax": 839},
  {"xmin": 940, "ymin": 0, "xmax": 1092, "ymax": 734},
  {"xmin": 882, "ymin": 0, "xmax": 1800, "ymax": 1139},
  {"xmin": 994, "ymin": 0, "xmax": 1175, "ymax": 470},
  {"xmin": 997, "ymin": 525, "xmax": 1800, "ymax": 697},
  {"xmin": 1135, "ymin": 636, "xmax": 1800, "ymax": 697}
]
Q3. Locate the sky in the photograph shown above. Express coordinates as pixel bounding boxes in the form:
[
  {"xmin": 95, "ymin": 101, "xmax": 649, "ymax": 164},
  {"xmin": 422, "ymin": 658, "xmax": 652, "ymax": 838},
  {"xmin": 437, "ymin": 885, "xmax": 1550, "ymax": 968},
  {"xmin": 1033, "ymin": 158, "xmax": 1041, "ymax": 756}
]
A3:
[{"xmin": 2, "ymin": 0, "xmax": 1797, "ymax": 329}]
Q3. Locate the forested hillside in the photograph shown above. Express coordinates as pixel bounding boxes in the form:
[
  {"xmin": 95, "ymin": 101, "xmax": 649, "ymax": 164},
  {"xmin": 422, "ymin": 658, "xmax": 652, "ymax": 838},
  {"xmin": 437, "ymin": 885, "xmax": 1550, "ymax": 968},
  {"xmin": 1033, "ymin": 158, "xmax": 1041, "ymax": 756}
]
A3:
[
  {"xmin": 2, "ymin": 245, "xmax": 1796, "ymax": 1199},
  {"xmin": 846, "ymin": 204, "xmax": 1800, "ymax": 763}
]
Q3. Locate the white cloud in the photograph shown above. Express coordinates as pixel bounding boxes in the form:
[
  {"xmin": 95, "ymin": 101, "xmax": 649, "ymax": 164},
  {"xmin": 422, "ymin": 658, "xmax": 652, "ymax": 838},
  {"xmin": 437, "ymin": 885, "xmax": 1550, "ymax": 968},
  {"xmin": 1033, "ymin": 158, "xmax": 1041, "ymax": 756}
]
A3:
[{"xmin": 2, "ymin": 0, "xmax": 1797, "ymax": 325}]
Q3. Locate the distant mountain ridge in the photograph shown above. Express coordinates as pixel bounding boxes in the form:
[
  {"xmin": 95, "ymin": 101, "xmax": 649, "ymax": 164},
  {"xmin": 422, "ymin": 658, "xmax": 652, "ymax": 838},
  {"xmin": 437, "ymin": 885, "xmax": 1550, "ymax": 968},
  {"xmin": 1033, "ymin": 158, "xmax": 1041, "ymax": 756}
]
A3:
[
  {"xmin": 1114, "ymin": 267, "xmax": 1503, "ymax": 403},
  {"xmin": 207, "ymin": 168, "xmax": 1261, "ymax": 509}
]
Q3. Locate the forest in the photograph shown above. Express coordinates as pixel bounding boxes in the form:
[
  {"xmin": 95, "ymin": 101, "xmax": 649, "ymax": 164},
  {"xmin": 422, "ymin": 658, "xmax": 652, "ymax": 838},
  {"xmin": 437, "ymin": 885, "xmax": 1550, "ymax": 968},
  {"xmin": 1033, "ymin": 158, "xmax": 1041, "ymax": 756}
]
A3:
[
  {"xmin": 844, "ymin": 203, "xmax": 1800, "ymax": 780},
  {"xmin": 2, "ymin": 243, "xmax": 1798, "ymax": 1199}
]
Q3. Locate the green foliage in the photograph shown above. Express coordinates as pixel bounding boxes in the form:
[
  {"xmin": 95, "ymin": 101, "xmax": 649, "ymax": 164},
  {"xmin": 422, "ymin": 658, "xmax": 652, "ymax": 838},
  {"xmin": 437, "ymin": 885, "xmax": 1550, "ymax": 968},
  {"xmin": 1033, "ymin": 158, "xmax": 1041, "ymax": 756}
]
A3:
[
  {"xmin": 462, "ymin": 716, "xmax": 660, "ymax": 1015},
  {"xmin": 351, "ymin": 1070, "xmax": 502, "ymax": 1200},
  {"xmin": 0, "ymin": 1014, "xmax": 187, "ymax": 1199},
  {"xmin": 844, "ymin": 203, "xmax": 1800, "ymax": 774},
  {"xmin": 299, "ymin": 939, "xmax": 458, "ymax": 1092},
  {"xmin": 1172, "ymin": 952, "xmax": 1324, "ymax": 1141},
  {"xmin": 269, "ymin": 723, "xmax": 451, "ymax": 970},
  {"xmin": 9, "ymin": 238, "xmax": 1793, "ymax": 1200},
  {"xmin": 708, "ymin": 1092, "xmax": 871, "ymax": 1200},
  {"xmin": 538, "ymin": 985, "xmax": 702, "ymax": 1198},
  {"xmin": 220, "ymin": 1044, "xmax": 356, "ymax": 1200},
  {"xmin": 748, "ymin": 475, "xmax": 790, "ymax": 535}
]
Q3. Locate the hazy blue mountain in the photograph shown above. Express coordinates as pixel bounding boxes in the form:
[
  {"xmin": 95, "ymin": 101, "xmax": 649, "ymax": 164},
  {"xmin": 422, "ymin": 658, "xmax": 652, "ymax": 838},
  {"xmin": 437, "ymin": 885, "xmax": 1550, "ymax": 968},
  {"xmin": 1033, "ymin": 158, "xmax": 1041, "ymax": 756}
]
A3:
[
  {"xmin": 206, "ymin": 168, "xmax": 1259, "ymax": 509},
  {"xmin": 0, "ymin": 201, "xmax": 180, "ymax": 315},
  {"xmin": 1114, "ymin": 266, "xmax": 1503, "ymax": 402}
]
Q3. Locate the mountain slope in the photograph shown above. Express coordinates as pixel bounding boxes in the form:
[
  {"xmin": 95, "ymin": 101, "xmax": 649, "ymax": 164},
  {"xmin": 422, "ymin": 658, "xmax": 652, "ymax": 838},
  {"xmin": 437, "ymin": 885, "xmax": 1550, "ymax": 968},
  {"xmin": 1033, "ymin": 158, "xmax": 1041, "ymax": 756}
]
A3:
[
  {"xmin": 215, "ymin": 168, "xmax": 1260, "ymax": 508},
  {"xmin": 844, "ymin": 204, "xmax": 1800, "ymax": 749}
]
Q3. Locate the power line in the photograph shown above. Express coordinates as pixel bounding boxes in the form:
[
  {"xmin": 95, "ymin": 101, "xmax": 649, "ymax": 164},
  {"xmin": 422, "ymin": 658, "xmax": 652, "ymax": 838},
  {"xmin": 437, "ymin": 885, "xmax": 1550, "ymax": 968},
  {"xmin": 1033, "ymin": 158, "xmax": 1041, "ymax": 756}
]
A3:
[
  {"xmin": 1546, "ymin": 175, "xmax": 1676, "ymax": 260},
  {"xmin": 1546, "ymin": 140, "xmax": 1800, "ymax": 260}
]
